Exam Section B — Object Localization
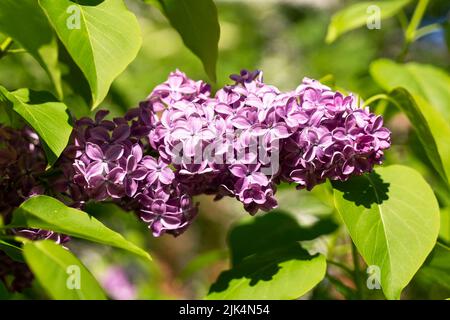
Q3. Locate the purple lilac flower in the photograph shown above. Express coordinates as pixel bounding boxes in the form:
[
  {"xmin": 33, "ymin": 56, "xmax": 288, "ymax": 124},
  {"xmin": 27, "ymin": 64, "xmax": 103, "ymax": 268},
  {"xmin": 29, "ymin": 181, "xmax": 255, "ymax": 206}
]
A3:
[
  {"xmin": 101, "ymin": 266, "xmax": 137, "ymax": 300},
  {"xmin": 0, "ymin": 126, "xmax": 70, "ymax": 292},
  {"xmin": 58, "ymin": 69, "xmax": 390, "ymax": 237}
]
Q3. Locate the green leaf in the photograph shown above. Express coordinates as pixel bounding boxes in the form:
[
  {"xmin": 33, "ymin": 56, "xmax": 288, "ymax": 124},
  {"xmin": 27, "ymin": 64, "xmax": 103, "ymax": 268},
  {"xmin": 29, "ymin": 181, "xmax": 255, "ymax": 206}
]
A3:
[
  {"xmin": 228, "ymin": 210, "xmax": 337, "ymax": 266},
  {"xmin": 326, "ymin": 0, "xmax": 411, "ymax": 43},
  {"xmin": 206, "ymin": 211, "xmax": 332, "ymax": 299},
  {"xmin": 333, "ymin": 165, "xmax": 440, "ymax": 299},
  {"xmin": 157, "ymin": 0, "xmax": 220, "ymax": 82},
  {"xmin": 440, "ymin": 208, "xmax": 450, "ymax": 244},
  {"xmin": 414, "ymin": 244, "xmax": 450, "ymax": 293},
  {"xmin": 23, "ymin": 240, "xmax": 106, "ymax": 300},
  {"xmin": 206, "ymin": 244, "xmax": 326, "ymax": 300},
  {"xmin": 388, "ymin": 88, "xmax": 450, "ymax": 187},
  {"xmin": 370, "ymin": 59, "xmax": 450, "ymax": 122},
  {"xmin": 9, "ymin": 195, "xmax": 151, "ymax": 261},
  {"xmin": 0, "ymin": 86, "xmax": 72, "ymax": 166},
  {"xmin": 0, "ymin": 0, "xmax": 62, "ymax": 98},
  {"xmin": 143, "ymin": 0, "xmax": 163, "ymax": 11},
  {"xmin": 0, "ymin": 239, "xmax": 23, "ymax": 263},
  {"xmin": 370, "ymin": 60, "xmax": 450, "ymax": 187},
  {"xmin": 38, "ymin": 0, "xmax": 142, "ymax": 108}
]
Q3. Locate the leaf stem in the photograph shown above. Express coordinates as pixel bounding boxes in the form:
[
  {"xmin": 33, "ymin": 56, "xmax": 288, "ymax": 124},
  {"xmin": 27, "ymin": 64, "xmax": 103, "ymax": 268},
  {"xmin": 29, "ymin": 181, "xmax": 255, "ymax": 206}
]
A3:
[
  {"xmin": 405, "ymin": 0, "xmax": 430, "ymax": 42},
  {"xmin": 361, "ymin": 94, "xmax": 390, "ymax": 108},
  {"xmin": 327, "ymin": 259, "xmax": 354, "ymax": 277},
  {"xmin": 398, "ymin": 0, "xmax": 430, "ymax": 61},
  {"xmin": 351, "ymin": 241, "xmax": 365, "ymax": 299},
  {"xmin": 414, "ymin": 23, "xmax": 441, "ymax": 41}
]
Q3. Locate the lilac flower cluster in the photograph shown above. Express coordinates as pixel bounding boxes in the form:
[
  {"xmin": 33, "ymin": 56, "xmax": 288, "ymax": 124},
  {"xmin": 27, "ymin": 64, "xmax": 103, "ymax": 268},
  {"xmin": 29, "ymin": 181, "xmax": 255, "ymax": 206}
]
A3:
[
  {"xmin": 0, "ymin": 126, "xmax": 69, "ymax": 292},
  {"xmin": 64, "ymin": 69, "xmax": 389, "ymax": 235},
  {"xmin": 0, "ymin": 69, "xmax": 390, "ymax": 292},
  {"xmin": 62, "ymin": 106, "xmax": 197, "ymax": 237}
]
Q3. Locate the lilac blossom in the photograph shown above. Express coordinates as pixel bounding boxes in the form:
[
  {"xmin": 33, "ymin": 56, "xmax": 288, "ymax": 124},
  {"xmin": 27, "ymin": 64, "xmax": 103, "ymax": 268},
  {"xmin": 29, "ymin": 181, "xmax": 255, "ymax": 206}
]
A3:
[{"xmin": 0, "ymin": 69, "xmax": 390, "ymax": 247}]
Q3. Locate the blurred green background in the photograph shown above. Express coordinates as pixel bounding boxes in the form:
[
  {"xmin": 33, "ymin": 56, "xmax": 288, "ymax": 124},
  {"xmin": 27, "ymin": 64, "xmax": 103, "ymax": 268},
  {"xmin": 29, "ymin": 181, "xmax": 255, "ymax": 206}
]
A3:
[{"xmin": 1, "ymin": 0, "xmax": 449, "ymax": 300}]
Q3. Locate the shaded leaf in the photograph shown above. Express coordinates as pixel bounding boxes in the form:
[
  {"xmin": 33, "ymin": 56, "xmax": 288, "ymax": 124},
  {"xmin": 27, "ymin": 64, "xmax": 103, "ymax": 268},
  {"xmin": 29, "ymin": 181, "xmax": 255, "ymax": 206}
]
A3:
[
  {"xmin": 388, "ymin": 88, "xmax": 450, "ymax": 187},
  {"xmin": 206, "ymin": 244, "xmax": 326, "ymax": 300},
  {"xmin": 414, "ymin": 244, "xmax": 450, "ymax": 295},
  {"xmin": 0, "ymin": 239, "xmax": 23, "ymax": 263},
  {"xmin": 228, "ymin": 210, "xmax": 337, "ymax": 266},
  {"xmin": 0, "ymin": 0, "xmax": 62, "ymax": 98},
  {"xmin": 206, "ymin": 210, "xmax": 333, "ymax": 299},
  {"xmin": 157, "ymin": 0, "xmax": 220, "ymax": 81}
]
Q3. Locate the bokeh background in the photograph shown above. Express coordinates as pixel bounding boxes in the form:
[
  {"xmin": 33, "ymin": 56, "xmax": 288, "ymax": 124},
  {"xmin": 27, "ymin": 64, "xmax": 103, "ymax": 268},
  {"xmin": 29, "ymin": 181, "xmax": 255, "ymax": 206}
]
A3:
[{"xmin": 1, "ymin": 0, "xmax": 449, "ymax": 299}]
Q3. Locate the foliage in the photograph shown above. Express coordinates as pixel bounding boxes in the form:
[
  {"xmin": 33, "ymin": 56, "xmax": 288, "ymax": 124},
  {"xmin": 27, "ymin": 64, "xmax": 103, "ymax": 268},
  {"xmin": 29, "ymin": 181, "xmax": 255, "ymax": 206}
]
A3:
[{"xmin": 0, "ymin": 0, "xmax": 449, "ymax": 300}]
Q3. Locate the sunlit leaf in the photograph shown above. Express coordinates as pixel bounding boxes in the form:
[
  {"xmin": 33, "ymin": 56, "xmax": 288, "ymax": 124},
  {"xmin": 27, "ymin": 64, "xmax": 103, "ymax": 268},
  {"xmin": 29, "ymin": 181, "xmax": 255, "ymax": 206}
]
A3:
[
  {"xmin": 333, "ymin": 165, "xmax": 440, "ymax": 299},
  {"xmin": 24, "ymin": 240, "xmax": 106, "ymax": 299},
  {"xmin": 39, "ymin": 0, "xmax": 142, "ymax": 108},
  {"xmin": 326, "ymin": 0, "xmax": 411, "ymax": 43},
  {"xmin": 0, "ymin": 86, "xmax": 72, "ymax": 166},
  {"xmin": 10, "ymin": 195, "xmax": 151, "ymax": 261}
]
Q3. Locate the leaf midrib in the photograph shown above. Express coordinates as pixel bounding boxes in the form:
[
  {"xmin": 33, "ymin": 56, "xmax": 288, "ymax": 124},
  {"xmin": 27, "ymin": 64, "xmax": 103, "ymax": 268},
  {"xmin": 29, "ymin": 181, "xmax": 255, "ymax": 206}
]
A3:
[{"xmin": 366, "ymin": 174, "xmax": 394, "ymax": 288}]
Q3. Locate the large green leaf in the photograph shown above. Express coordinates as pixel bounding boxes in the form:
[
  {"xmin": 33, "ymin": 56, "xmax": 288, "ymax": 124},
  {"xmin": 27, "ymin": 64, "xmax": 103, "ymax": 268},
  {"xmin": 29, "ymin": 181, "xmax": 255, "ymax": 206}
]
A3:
[
  {"xmin": 24, "ymin": 240, "xmax": 106, "ymax": 300},
  {"xmin": 388, "ymin": 88, "xmax": 450, "ymax": 186},
  {"xmin": 9, "ymin": 195, "xmax": 151, "ymax": 261},
  {"xmin": 370, "ymin": 59, "xmax": 450, "ymax": 122},
  {"xmin": 38, "ymin": 0, "xmax": 142, "ymax": 108},
  {"xmin": 0, "ymin": 86, "xmax": 72, "ymax": 166},
  {"xmin": 206, "ymin": 244, "xmax": 326, "ymax": 300},
  {"xmin": 0, "ymin": 0, "xmax": 62, "ymax": 98},
  {"xmin": 414, "ymin": 244, "xmax": 450, "ymax": 295},
  {"xmin": 228, "ymin": 210, "xmax": 337, "ymax": 266},
  {"xmin": 333, "ymin": 165, "xmax": 440, "ymax": 299},
  {"xmin": 326, "ymin": 0, "xmax": 411, "ymax": 43},
  {"xmin": 156, "ymin": 0, "xmax": 220, "ymax": 81},
  {"xmin": 206, "ymin": 211, "xmax": 331, "ymax": 299}
]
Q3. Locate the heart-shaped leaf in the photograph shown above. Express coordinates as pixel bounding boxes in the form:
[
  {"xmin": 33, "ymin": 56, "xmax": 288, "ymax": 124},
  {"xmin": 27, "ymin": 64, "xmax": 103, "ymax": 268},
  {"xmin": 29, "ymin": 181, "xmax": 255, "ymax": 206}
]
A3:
[
  {"xmin": 38, "ymin": 0, "xmax": 142, "ymax": 108},
  {"xmin": 333, "ymin": 165, "xmax": 440, "ymax": 299}
]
